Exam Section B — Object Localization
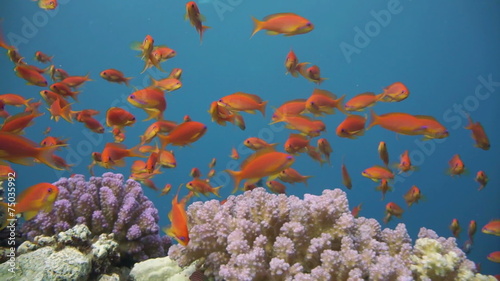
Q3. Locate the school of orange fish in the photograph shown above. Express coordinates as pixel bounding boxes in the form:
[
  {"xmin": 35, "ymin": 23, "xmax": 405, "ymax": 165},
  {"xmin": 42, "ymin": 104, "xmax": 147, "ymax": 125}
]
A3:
[{"xmin": 0, "ymin": 1, "xmax": 498, "ymax": 269}]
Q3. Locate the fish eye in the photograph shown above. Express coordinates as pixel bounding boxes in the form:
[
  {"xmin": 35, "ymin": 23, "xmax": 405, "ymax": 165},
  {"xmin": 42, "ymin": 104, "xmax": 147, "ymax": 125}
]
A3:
[
  {"xmin": 341, "ymin": 129, "xmax": 346, "ymax": 133},
  {"xmin": 218, "ymin": 99, "xmax": 223, "ymax": 102},
  {"xmin": 103, "ymin": 72, "xmax": 107, "ymax": 75},
  {"xmin": 131, "ymin": 117, "xmax": 136, "ymax": 121},
  {"xmin": 130, "ymin": 95, "xmax": 135, "ymax": 99},
  {"xmin": 47, "ymin": 188, "xmax": 53, "ymax": 193},
  {"xmin": 180, "ymin": 236, "xmax": 186, "ymax": 241}
]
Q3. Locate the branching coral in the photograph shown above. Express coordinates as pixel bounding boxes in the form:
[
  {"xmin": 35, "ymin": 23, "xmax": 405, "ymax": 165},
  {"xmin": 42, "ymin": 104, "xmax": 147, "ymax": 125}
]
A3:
[
  {"xmin": 21, "ymin": 172, "xmax": 170, "ymax": 264},
  {"xmin": 168, "ymin": 187, "xmax": 495, "ymax": 281}
]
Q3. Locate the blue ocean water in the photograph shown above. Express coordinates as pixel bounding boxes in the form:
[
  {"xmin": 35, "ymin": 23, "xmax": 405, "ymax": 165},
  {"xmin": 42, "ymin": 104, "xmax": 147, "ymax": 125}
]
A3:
[{"xmin": 1, "ymin": 0, "xmax": 499, "ymax": 275}]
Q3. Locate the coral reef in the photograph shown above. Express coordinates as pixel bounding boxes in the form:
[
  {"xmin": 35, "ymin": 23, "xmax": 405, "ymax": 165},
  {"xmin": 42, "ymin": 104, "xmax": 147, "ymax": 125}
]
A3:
[
  {"xmin": 21, "ymin": 172, "xmax": 170, "ymax": 264},
  {"xmin": 0, "ymin": 224, "xmax": 128, "ymax": 281},
  {"xmin": 129, "ymin": 256, "xmax": 197, "ymax": 281},
  {"xmin": 169, "ymin": 187, "xmax": 495, "ymax": 281}
]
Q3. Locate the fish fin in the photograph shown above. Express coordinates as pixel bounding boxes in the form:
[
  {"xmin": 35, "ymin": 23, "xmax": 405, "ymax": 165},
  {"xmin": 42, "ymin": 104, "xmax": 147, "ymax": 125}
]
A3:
[
  {"xmin": 225, "ymin": 169, "xmax": 242, "ymax": 194},
  {"xmin": 250, "ymin": 17, "xmax": 263, "ymax": 38},
  {"xmin": 36, "ymin": 144, "xmax": 67, "ymax": 170},
  {"xmin": 23, "ymin": 210, "xmax": 39, "ymax": 221},
  {"xmin": 366, "ymin": 109, "xmax": 378, "ymax": 130},
  {"xmin": 335, "ymin": 95, "xmax": 348, "ymax": 115},
  {"xmin": 266, "ymin": 30, "xmax": 280, "ymax": 35},
  {"xmin": 259, "ymin": 101, "xmax": 267, "ymax": 117}
]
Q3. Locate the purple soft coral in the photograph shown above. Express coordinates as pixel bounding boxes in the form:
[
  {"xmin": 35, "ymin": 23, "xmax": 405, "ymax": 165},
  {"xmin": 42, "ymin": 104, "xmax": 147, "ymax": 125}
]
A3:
[{"xmin": 21, "ymin": 172, "xmax": 170, "ymax": 263}]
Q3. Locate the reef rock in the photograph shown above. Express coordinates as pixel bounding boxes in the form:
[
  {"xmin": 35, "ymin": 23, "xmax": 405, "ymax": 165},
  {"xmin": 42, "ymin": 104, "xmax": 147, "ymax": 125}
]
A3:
[{"xmin": 129, "ymin": 256, "xmax": 197, "ymax": 281}]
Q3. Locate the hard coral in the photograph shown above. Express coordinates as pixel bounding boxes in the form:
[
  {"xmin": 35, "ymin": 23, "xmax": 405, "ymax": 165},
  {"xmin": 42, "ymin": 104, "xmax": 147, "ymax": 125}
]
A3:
[
  {"xmin": 169, "ymin": 187, "xmax": 494, "ymax": 281},
  {"xmin": 21, "ymin": 172, "xmax": 170, "ymax": 264}
]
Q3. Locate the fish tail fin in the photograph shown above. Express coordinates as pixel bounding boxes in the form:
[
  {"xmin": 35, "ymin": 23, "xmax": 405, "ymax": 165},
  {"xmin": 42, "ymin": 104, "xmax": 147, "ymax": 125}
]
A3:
[
  {"xmin": 367, "ymin": 109, "xmax": 379, "ymax": 130},
  {"xmin": 259, "ymin": 101, "xmax": 268, "ymax": 117},
  {"xmin": 60, "ymin": 103, "xmax": 73, "ymax": 123},
  {"xmin": 200, "ymin": 25, "xmax": 210, "ymax": 43},
  {"xmin": 158, "ymin": 134, "xmax": 170, "ymax": 150},
  {"xmin": 149, "ymin": 76, "xmax": 158, "ymax": 88},
  {"xmin": 213, "ymin": 186, "xmax": 223, "ymax": 198},
  {"xmin": 335, "ymin": 95, "xmax": 348, "ymax": 115},
  {"xmin": 225, "ymin": 169, "xmax": 242, "ymax": 194},
  {"xmin": 250, "ymin": 17, "xmax": 263, "ymax": 38},
  {"xmin": 125, "ymin": 77, "xmax": 133, "ymax": 87},
  {"xmin": 36, "ymin": 144, "xmax": 67, "ymax": 170}
]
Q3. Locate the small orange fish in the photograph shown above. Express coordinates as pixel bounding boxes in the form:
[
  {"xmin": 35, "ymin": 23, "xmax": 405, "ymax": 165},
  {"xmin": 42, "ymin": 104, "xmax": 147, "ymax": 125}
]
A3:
[
  {"xmin": 403, "ymin": 185, "xmax": 422, "ymax": 206},
  {"xmin": 345, "ymin": 92, "xmax": 378, "ymax": 112},
  {"xmin": 61, "ymin": 74, "xmax": 92, "ymax": 89},
  {"xmin": 285, "ymin": 50, "xmax": 299, "ymax": 77},
  {"xmin": 140, "ymin": 120, "xmax": 177, "ymax": 144},
  {"xmin": 128, "ymin": 87, "xmax": 166, "ymax": 121},
  {"xmin": 383, "ymin": 202, "xmax": 404, "ymax": 224},
  {"xmin": 487, "ymin": 251, "xmax": 500, "ymax": 263},
  {"xmin": 351, "ymin": 204, "xmax": 362, "ymax": 218},
  {"xmin": 448, "ymin": 154, "xmax": 466, "ymax": 176},
  {"xmin": 341, "ymin": 157, "xmax": 352, "ymax": 189},
  {"xmin": 158, "ymin": 150, "xmax": 176, "ymax": 168},
  {"xmin": 272, "ymin": 113, "xmax": 325, "ymax": 137},
  {"xmin": 1, "ymin": 183, "xmax": 59, "ymax": 223},
  {"xmin": 482, "ymin": 220, "xmax": 500, "ymax": 236},
  {"xmin": 251, "ymin": 13, "xmax": 314, "ymax": 37},
  {"xmin": 296, "ymin": 63, "xmax": 327, "ymax": 84},
  {"xmin": 266, "ymin": 180, "xmax": 286, "ymax": 194},
  {"xmin": 244, "ymin": 137, "xmax": 277, "ymax": 151},
  {"xmin": 50, "ymin": 82, "xmax": 80, "ymax": 101},
  {"xmin": 375, "ymin": 179, "xmax": 392, "ymax": 200},
  {"xmin": 475, "ymin": 171, "xmax": 488, "ymax": 191},
  {"xmin": 34, "ymin": 51, "xmax": 53, "ymax": 63},
  {"xmin": 450, "ymin": 218, "xmax": 461, "ymax": 238},
  {"xmin": 396, "ymin": 150, "xmax": 417, "ymax": 173},
  {"xmin": 377, "ymin": 82, "xmax": 409, "ymax": 102},
  {"xmin": 106, "ymin": 107, "xmax": 136, "ymax": 129},
  {"xmin": 150, "ymin": 77, "xmax": 182, "ymax": 92},
  {"xmin": 131, "ymin": 35, "xmax": 163, "ymax": 73},
  {"xmin": 82, "ymin": 117, "xmax": 105, "ymax": 134},
  {"xmin": 190, "ymin": 167, "xmax": 202, "ymax": 178},
  {"xmin": 367, "ymin": 110, "xmax": 423, "ymax": 136},
  {"xmin": 100, "ymin": 69, "xmax": 132, "ymax": 86},
  {"xmin": 47, "ymin": 97, "xmax": 73, "ymax": 123},
  {"xmin": 146, "ymin": 152, "xmax": 158, "ymax": 174},
  {"xmin": 0, "ymin": 111, "xmax": 43, "ymax": 135},
  {"xmin": 468, "ymin": 220, "xmax": 477, "ymax": 242},
  {"xmin": 158, "ymin": 121, "xmax": 207, "ymax": 149},
  {"xmin": 336, "ymin": 115, "xmax": 366, "ymax": 139},
  {"xmin": 271, "ymin": 99, "xmax": 307, "ymax": 122},
  {"xmin": 464, "ymin": 115, "xmax": 490, "ymax": 150},
  {"xmin": 38, "ymin": 0, "xmax": 58, "ymax": 10},
  {"xmin": 230, "ymin": 147, "xmax": 239, "ymax": 160},
  {"xmin": 168, "ymin": 68, "xmax": 183, "ymax": 79},
  {"xmin": 378, "ymin": 142, "xmax": 389, "ymax": 167},
  {"xmin": 306, "ymin": 145, "xmax": 327, "ymax": 166},
  {"xmin": 186, "ymin": 178, "xmax": 222, "ymax": 197},
  {"xmin": 208, "ymin": 158, "xmax": 217, "ymax": 169},
  {"xmin": 226, "ymin": 148, "xmax": 295, "ymax": 193},
  {"xmin": 40, "ymin": 136, "xmax": 67, "ymax": 147},
  {"xmin": 0, "ymin": 93, "xmax": 33, "ymax": 107},
  {"xmin": 305, "ymin": 89, "xmax": 346, "ymax": 116},
  {"xmin": 163, "ymin": 187, "xmax": 190, "ymax": 246},
  {"xmin": 101, "ymin": 142, "xmax": 143, "ymax": 169},
  {"xmin": 278, "ymin": 167, "xmax": 312, "ymax": 186},
  {"xmin": 131, "ymin": 160, "xmax": 147, "ymax": 174},
  {"xmin": 218, "ymin": 92, "xmax": 267, "ymax": 116},
  {"xmin": 414, "ymin": 115, "xmax": 449, "ymax": 140},
  {"xmin": 284, "ymin": 133, "xmax": 309, "ymax": 154},
  {"xmin": 160, "ymin": 184, "xmax": 172, "ymax": 196},
  {"xmin": 317, "ymin": 138, "xmax": 332, "ymax": 165},
  {"xmin": 14, "ymin": 64, "xmax": 47, "ymax": 87},
  {"xmin": 185, "ymin": 1, "xmax": 210, "ymax": 43},
  {"xmin": 362, "ymin": 165, "xmax": 394, "ymax": 182},
  {"xmin": 0, "ymin": 165, "xmax": 15, "ymax": 181}
]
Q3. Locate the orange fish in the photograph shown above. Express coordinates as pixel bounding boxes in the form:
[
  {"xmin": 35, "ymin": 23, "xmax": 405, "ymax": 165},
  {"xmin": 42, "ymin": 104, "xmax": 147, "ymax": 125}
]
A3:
[
  {"xmin": 378, "ymin": 82, "xmax": 409, "ymax": 102},
  {"xmin": 160, "ymin": 183, "xmax": 172, "ymax": 196},
  {"xmin": 128, "ymin": 87, "xmax": 166, "ymax": 120},
  {"xmin": 465, "ymin": 115, "xmax": 490, "ymax": 150},
  {"xmin": 375, "ymin": 179, "xmax": 392, "ymax": 200},
  {"xmin": 468, "ymin": 220, "xmax": 477, "ymax": 242},
  {"xmin": 208, "ymin": 158, "xmax": 217, "ymax": 169},
  {"xmin": 50, "ymin": 82, "xmax": 80, "ymax": 101},
  {"xmin": 185, "ymin": 1, "xmax": 210, "ymax": 43},
  {"xmin": 61, "ymin": 74, "xmax": 92, "ymax": 89},
  {"xmin": 317, "ymin": 138, "xmax": 332, "ymax": 164},
  {"xmin": 0, "ymin": 183, "xmax": 59, "ymax": 223},
  {"xmin": 272, "ymin": 113, "xmax": 325, "ymax": 137},
  {"xmin": 0, "ymin": 93, "xmax": 33, "ymax": 107},
  {"xmin": 38, "ymin": 0, "xmax": 58, "ymax": 10},
  {"xmin": 396, "ymin": 150, "xmax": 417, "ymax": 173},
  {"xmin": 47, "ymin": 97, "xmax": 73, "ymax": 123},
  {"xmin": 448, "ymin": 154, "xmax": 466, "ymax": 176},
  {"xmin": 101, "ymin": 142, "xmax": 143, "ymax": 169},
  {"xmin": 482, "ymin": 220, "xmax": 500, "ymax": 236},
  {"xmin": 0, "ymin": 111, "xmax": 43, "ymax": 134},
  {"xmin": 271, "ymin": 99, "xmax": 307, "ymax": 122},
  {"xmin": 40, "ymin": 136, "xmax": 67, "ymax": 147},
  {"xmin": 7, "ymin": 49, "xmax": 24, "ymax": 64},
  {"xmin": 306, "ymin": 145, "xmax": 327, "ymax": 166},
  {"xmin": 190, "ymin": 167, "xmax": 202, "ymax": 178},
  {"xmin": 0, "ymin": 132, "xmax": 65, "ymax": 169},
  {"xmin": 140, "ymin": 120, "xmax": 177, "ymax": 144},
  {"xmin": 34, "ymin": 51, "xmax": 53, "ymax": 63},
  {"xmin": 0, "ymin": 165, "xmax": 15, "ymax": 181},
  {"xmin": 296, "ymin": 63, "xmax": 327, "ymax": 85},
  {"xmin": 168, "ymin": 68, "xmax": 183, "ymax": 79},
  {"xmin": 150, "ymin": 77, "xmax": 182, "ymax": 92},
  {"xmin": 230, "ymin": 147, "xmax": 239, "ymax": 160},
  {"xmin": 414, "ymin": 115, "xmax": 449, "ymax": 140},
  {"xmin": 278, "ymin": 167, "xmax": 312, "ymax": 186},
  {"xmin": 368, "ymin": 110, "xmax": 426, "ymax": 136},
  {"xmin": 450, "ymin": 218, "xmax": 461, "ymax": 238},
  {"xmin": 207, "ymin": 169, "xmax": 216, "ymax": 178},
  {"xmin": 487, "ymin": 251, "xmax": 500, "ymax": 263},
  {"xmin": 284, "ymin": 133, "xmax": 310, "ymax": 154},
  {"xmin": 146, "ymin": 152, "xmax": 159, "ymax": 174},
  {"xmin": 475, "ymin": 171, "xmax": 488, "ymax": 191},
  {"xmin": 163, "ymin": 187, "xmax": 190, "ymax": 246},
  {"xmin": 158, "ymin": 150, "xmax": 176, "ymax": 168},
  {"xmin": 403, "ymin": 185, "xmax": 422, "ymax": 206},
  {"xmin": 305, "ymin": 89, "xmax": 346, "ymax": 116},
  {"xmin": 378, "ymin": 142, "xmax": 389, "ymax": 167},
  {"xmin": 209, "ymin": 101, "xmax": 237, "ymax": 127},
  {"xmin": 336, "ymin": 115, "xmax": 366, "ymax": 139},
  {"xmin": 251, "ymin": 13, "xmax": 314, "ymax": 37},
  {"xmin": 106, "ymin": 107, "xmax": 136, "ymax": 129},
  {"xmin": 244, "ymin": 137, "xmax": 277, "ymax": 151},
  {"xmin": 100, "ymin": 69, "xmax": 132, "ymax": 86},
  {"xmin": 266, "ymin": 180, "xmax": 286, "ymax": 194},
  {"xmin": 341, "ymin": 157, "xmax": 352, "ymax": 189},
  {"xmin": 186, "ymin": 178, "xmax": 222, "ymax": 197},
  {"xmin": 362, "ymin": 165, "xmax": 394, "ymax": 182},
  {"xmin": 218, "ymin": 92, "xmax": 267, "ymax": 116},
  {"xmin": 143, "ymin": 46, "xmax": 177, "ymax": 72},
  {"xmin": 131, "ymin": 160, "xmax": 147, "ymax": 174},
  {"xmin": 285, "ymin": 50, "xmax": 299, "ymax": 77},
  {"xmin": 351, "ymin": 203, "xmax": 362, "ymax": 218},
  {"xmin": 345, "ymin": 92, "xmax": 379, "ymax": 112},
  {"xmin": 14, "ymin": 64, "xmax": 47, "ymax": 87},
  {"xmin": 158, "ymin": 121, "xmax": 207, "ymax": 148},
  {"xmin": 383, "ymin": 202, "xmax": 404, "ymax": 224},
  {"xmin": 226, "ymin": 148, "xmax": 295, "ymax": 193}
]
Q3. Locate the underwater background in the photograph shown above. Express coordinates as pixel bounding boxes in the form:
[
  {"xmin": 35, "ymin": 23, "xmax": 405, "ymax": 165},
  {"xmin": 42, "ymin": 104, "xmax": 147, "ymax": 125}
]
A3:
[{"xmin": 0, "ymin": 0, "xmax": 499, "ymax": 276}]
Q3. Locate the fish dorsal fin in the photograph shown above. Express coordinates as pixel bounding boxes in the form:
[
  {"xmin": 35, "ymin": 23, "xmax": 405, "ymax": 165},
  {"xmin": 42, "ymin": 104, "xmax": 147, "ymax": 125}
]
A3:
[
  {"xmin": 104, "ymin": 142, "xmax": 127, "ymax": 150},
  {"xmin": 356, "ymin": 92, "xmax": 376, "ymax": 97},
  {"xmin": 414, "ymin": 115, "xmax": 438, "ymax": 121},
  {"xmin": 263, "ymin": 13, "xmax": 298, "ymax": 21},
  {"xmin": 240, "ymin": 147, "xmax": 276, "ymax": 169},
  {"xmin": 312, "ymin": 89, "xmax": 337, "ymax": 99},
  {"xmin": 283, "ymin": 98, "xmax": 307, "ymax": 104},
  {"xmin": 232, "ymin": 92, "xmax": 263, "ymax": 103}
]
